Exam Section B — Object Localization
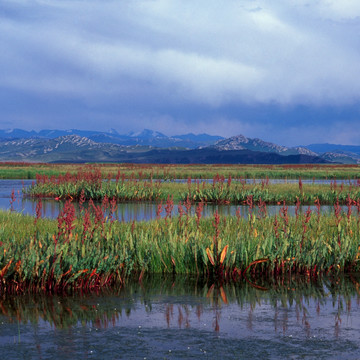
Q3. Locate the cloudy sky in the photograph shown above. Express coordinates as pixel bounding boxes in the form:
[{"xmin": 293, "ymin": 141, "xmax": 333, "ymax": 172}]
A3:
[{"xmin": 1, "ymin": 0, "xmax": 360, "ymax": 145}]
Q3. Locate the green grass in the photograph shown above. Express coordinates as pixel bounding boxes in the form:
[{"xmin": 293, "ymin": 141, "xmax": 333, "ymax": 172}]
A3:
[
  {"xmin": 25, "ymin": 178, "xmax": 360, "ymax": 205},
  {"xmin": 0, "ymin": 204, "xmax": 359, "ymax": 292},
  {"xmin": 1, "ymin": 162, "xmax": 360, "ymax": 179}
]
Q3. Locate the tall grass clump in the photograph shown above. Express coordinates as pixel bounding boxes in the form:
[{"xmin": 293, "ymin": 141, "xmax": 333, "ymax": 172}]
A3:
[
  {"xmin": 1, "ymin": 195, "xmax": 360, "ymax": 293},
  {"xmin": 25, "ymin": 171, "xmax": 360, "ymax": 205},
  {"xmin": 25, "ymin": 170, "xmax": 164, "ymax": 201}
]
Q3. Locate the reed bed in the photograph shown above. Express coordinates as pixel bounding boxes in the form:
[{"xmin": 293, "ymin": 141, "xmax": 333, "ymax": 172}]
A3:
[
  {"xmin": 1, "ymin": 162, "xmax": 360, "ymax": 180},
  {"xmin": 1, "ymin": 195, "xmax": 360, "ymax": 293},
  {"xmin": 25, "ymin": 171, "xmax": 360, "ymax": 205}
]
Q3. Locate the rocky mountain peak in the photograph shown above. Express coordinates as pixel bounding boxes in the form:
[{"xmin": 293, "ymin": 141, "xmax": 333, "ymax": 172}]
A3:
[{"xmin": 55, "ymin": 135, "xmax": 97, "ymax": 147}]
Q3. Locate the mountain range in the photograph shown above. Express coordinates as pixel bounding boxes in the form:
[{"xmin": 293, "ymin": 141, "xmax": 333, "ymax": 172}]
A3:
[
  {"xmin": 0, "ymin": 128, "xmax": 359, "ymax": 164},
  {"xmin": 0, "ymin": 128, "xmax": 222, "ymax": 149}
]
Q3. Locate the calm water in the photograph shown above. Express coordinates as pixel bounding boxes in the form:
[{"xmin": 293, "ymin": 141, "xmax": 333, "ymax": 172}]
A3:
[
  {"xmin": 0, "ymin": 180, "xmax": 354, "ymax": 222},
  {"xmin": 0, "ymin": 275, "xmax": 360, "ymax": 359},
  {"xmin": 1, "ymin": 180, "xmax": 360, "ymax": 358}
]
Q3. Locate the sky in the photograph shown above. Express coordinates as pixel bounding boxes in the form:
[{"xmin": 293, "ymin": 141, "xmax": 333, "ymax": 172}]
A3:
[{"xmin": 1, "ymin": 0, "xmax": 360, "ymax": 146}]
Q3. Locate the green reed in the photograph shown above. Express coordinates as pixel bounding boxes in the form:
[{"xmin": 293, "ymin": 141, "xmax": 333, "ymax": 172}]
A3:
[
  {"xmin": 1, "ymin": 162, "xmax": 359, "ymax": 180},
  {"xmin": 0, "ymin": 198, "xmax": 360, "ymax": 293},
  {"xmin": 25, "ymin": 172, "xmax": 360, "ymax": 205}
]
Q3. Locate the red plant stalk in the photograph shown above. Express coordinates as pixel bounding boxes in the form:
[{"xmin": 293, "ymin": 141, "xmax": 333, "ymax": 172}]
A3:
[
  {"xmin": 227, "ymin": 175, "xmax": 232, "ymax": 188},
  {"xmin": 109, "ymin": 197, "xmax": 117, "ymax": 223},
  {"xmin": 93, "ymin": 203, "xmax": 105, "ymax": 230},
  {"xmin": 115, "ymin": 170, "xmax": 121, "ymax": 183},
  {"xmin": 346, "ymin": 193, "xmax": 352, "ymax": 222},
  {"xmin": 314, "ymin": 197, "xmax": 321, "ymax": 220},
  {"xmin": 333, "ymin": 177, "xmax": 337, "ymax": 191},
  {"xmin": 261, "ymin": 179, "xmax": 266, "ymax": 189},
  {"xmin": 9, "ymin": 188, "xmax": 16, "ymax": 212},
  {"xmin": 107, "ymin": 173, "xmax": 112, "ymax": 183},
  {"xmin": 339, "ymin": 183, "xmax": 344, "ymax": 195},
  {"xmin": 34, "ymin": 199, "xmax": 43, "ymax": 226},
  {"xmin": 102, "ymin": 195, "xmax": 110, "ymax": 211},
  {"xmin": 212, "ymin": 210, "xmax": 220, "ymax": 263},
  {"xmin": 195, "ymin": 201, "xmax": 204, "ymax": 228},
  {"xmin": 165, "ymin": 195, "xmax": 174, "ymax": 220},
  {"xmin": 196, "ymin": 179, "xmax": 200, "ymax": 194},
  {"xmin": 79, "ymin": 189, "xmax": 86, "ymax": 212},
  {"xmin": 156, "ymin": 201, "xmax": 163, "ymax": 220},
  {"xmin": 257, "ymin": 197, "xmax": 267, "ymax": 219},
  {"xmin": 273, "ymin": 215, "xmax": 279, "ymax": 239},
  {"xmin": 177, "ymin": 202, "xmax": 184, "ymax": 228},
  {"xmin": 333, "ymin": 197, "xmax": 342, "ymax": 250},
  {"xmin": 295, "ymin": 196, "xmax": 301, "ymax": 221},
  {"xmin": 213, "ymin": 173, "xmax": 220, "ymax": 187},
  {"xmin": 298, "ymin": 177, "xmax": 303, "ymax": 195},
  {"xmin": 240, "ymin": 177, "xmax": 246, "ymax": 190},
  {"xmin": 236, "ymin": 207, "xmax": 241, "ymax": 224},
  {"xmin": 62, "ymin": 200, "xmax": 76, "ymax": 242},
  {"xmin": 219, "ymin": 176, "xmax": 224, "ymax": 192},
  {"xmin": 334, "ymin": 198, "xmax": 342, "ymax": 226},
  {"xmin": 187, "ymin": 176, "xmax": 192, "ymax": 191},
  {"xmin": 246, "ymin": 195, "xmax": 254, "ymax": 216},
  {"xmin": 82, "ymin": 209, "xmax": 92, "ymax": 243},
  {"xmin": 301, "ymin": 207, "xmax": 312, "ymax": 252},
  {"xmin": 184, "ymin": 195, "xmax": 192, "ymax": 217},
  {"xmin": 279, "ymin": 200, "xmax": 289, "ymax": 232},
  {"xmin": 131, "ymin": 220, "xmax": 135, "ymax": 234}
]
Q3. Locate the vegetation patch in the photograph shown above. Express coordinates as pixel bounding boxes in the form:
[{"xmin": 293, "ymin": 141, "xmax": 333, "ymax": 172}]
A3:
[{"xmin": 1, "ymin": 195, "xmax": 360, "ymax": 293}]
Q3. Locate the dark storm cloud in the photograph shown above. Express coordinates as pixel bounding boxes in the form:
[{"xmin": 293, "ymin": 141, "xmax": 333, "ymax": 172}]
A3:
[{"xmin": 0, "ymin": 0, "xmax": 359, "ymax": 144}]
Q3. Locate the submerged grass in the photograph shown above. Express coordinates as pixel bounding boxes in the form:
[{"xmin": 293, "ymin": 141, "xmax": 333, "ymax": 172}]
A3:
[{"xmin": 1, "ymin": 197, "xmax": 360, "ymax": 293}]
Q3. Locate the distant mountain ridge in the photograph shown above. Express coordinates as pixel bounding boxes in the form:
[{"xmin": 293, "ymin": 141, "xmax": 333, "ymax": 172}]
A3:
[
  {"xmin": 213, "ymin": 134, "xmax": 318, "ymax": 156},
  {"xmin": 0, "ymin": 133, "xmax": 327, "ymax": 164},
  {"xmin": 305, "ymin": 143, "xmax": 360, "ymax": 155},
  {"xmin": 0, "ymin": 128, "xmax": 223, "ymax": 149},
  {"xmin": 303, "ymin": 143, "xmax": 360, "ymax": 164},
  {"xmin": 212, "ymin": 135, "xmax": 359, "ymax": 164},
  {"xmin": 0, "ymin": 128, "xmax": 358, "ymax": 164}
]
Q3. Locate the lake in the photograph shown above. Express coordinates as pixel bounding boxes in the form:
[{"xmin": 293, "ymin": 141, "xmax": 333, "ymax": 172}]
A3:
[
  {"xmin": 0, "ymin": 180, "xmax": 353, "ymax": 222},
  {"xmin": 1, "ymin": 179, "xmax": 360, "ymax": 359},
  {"xmin": 0, "ymin": 275, "xmax": 359, "ymax": 359}
]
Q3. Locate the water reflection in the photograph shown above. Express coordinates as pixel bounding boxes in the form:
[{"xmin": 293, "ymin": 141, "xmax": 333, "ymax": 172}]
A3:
[
  {"xmin": 2, "ymin": 196, "xmax": 354, "ymax": 222},
  {"xmin": 1, "ymin": 276, "xmax": 360, "ymax": 359},
  {"xmin": 0, "ymin": 275, "xmax": 359, "ymax": 335},
  {"xmin": 0, "ymin": 180, "xmax": 355, "ymax": 222}
]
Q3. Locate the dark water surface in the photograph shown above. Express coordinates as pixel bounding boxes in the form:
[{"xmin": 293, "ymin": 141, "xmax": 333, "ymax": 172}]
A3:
[
  {"xmin": 0, "ymin": 276, "xmax": 360, "ymax": 359},
  {"xmin": 0, "ymin": 180, "xmax": 354, "ymax": 222}
]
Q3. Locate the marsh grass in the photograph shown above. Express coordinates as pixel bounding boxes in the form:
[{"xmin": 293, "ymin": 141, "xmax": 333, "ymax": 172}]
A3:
[
  {"xmin": 1, "ymin": 162, "xmax": 359, "ymax": 180},
  {"xmin": 25, "ymin": 171, "xmax": 360, "ymax": 205},
  {"xmin": 1, "ymin": 196, "xmax": 360, "ymax": 293}
]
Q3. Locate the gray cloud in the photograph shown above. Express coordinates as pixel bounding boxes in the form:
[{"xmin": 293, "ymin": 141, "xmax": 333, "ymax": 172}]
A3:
[
  {"xmin": 2, "ymin": 0, "xmax": 360, "ymax": 105},
  {"xmin": 0, "ymin": 0, "xmax": 360, "ymax": 144}
]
